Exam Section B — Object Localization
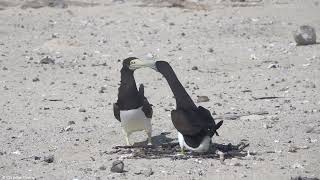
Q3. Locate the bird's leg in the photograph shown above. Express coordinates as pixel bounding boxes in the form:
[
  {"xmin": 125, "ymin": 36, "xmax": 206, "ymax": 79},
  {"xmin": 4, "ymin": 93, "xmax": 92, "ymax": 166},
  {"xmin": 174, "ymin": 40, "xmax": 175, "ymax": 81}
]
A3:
[
  {"xmin": 180, "ymin": 147, "xmax": 186, "ymax": 155},
  {"xmin": 123, "ymin": 130, "xmax": 131, "ymax": 146},
  {"xmin": 145, "ymin": 122, "xmax": 152, "ymax": 145},
  {"xmin": 146, "ymin": 131, "xmax": 152, "ymax": 145}
]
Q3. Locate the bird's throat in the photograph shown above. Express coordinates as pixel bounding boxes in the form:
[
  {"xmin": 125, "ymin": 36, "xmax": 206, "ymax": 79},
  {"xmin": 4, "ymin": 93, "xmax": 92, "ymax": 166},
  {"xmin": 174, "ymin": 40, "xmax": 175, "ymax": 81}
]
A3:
[{"xmin": 156, "ymin": 61, "xmax": 196, "ymax": 109}]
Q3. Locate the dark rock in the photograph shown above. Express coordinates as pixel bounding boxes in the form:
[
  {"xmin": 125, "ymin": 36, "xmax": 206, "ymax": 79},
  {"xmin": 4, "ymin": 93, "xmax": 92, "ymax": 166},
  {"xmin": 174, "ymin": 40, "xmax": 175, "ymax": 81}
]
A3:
[
  {"xmin": 268, "ymin": 64, "xmax": 278, "ymax": 68},
  {"xmin": 294, "ymin": 25, "xmax": 317, "ymax": 45},
  {"xmin": 191, "ymin": 66, "xmax": 198, "ymax": 70},
  {"xmin": 99, "ymin": 165, "xmax": 106, "ymax": 170},
  {"xmin": 65, "ymin": 126, "xmax": 73, "ymax": 131},
  {"xmin": 34, "ymin": 156, "xmax": 41, "ymax": 160},
  {"xmin": 40, "ymin": 56, "xmax": 55, "ymax": 64},
  {"xmin": 68, "ymin": 121, "xmax": 75, "ymax": 125},
  {"xmin": 99, "ymin": 87, "xmax": 107, "ymax": 93},
  {"xmin": 197, "ymin": 96, "xmax": 210, "ymax": 103},
  {"xmin": 110, "ymin": 160, "xmax": 124, "ymax": 173},
  {"xmin": 2, "ymin": 66, "xmax": 8, "ymax": 70},
  {"xmin": 208, "ymin": 48, "xmax": 214, "ymax": 53},
  {"xmin": 32, "ymin": 77, "xmax": 40, "ymax": 82},
  {"xmin": 43, "ymin": 155, "xmax": 54, "ymax": 163}
]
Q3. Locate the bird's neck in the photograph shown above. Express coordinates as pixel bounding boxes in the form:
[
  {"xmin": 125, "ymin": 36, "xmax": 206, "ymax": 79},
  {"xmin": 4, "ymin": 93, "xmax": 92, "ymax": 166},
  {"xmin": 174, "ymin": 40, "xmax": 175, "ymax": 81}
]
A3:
[
  {"xmin": 118, "ymin": 67, "xmax": 139, "ymax": 101},
  {"xmin": 156, "ymin": 61, "xmax": 196, "ymax": 109}
]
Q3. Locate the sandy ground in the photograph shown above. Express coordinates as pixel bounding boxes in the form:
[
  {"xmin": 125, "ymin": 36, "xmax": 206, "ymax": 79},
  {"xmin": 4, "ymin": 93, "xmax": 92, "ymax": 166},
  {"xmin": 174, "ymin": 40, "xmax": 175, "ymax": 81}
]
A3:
[{"xmin": 0, "ymin": 0, "xmax": 320, "ymax": 179}]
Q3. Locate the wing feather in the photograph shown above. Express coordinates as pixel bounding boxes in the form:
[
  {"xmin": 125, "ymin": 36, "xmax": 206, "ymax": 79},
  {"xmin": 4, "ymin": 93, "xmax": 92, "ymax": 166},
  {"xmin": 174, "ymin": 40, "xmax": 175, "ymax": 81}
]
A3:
[
  {"xmin": 113, "ymin": 103, "xmax": 121, "ymax": 122},
  {"xmin": 171, "ymin": 109, "xmax": 202, "ymax": 135}
]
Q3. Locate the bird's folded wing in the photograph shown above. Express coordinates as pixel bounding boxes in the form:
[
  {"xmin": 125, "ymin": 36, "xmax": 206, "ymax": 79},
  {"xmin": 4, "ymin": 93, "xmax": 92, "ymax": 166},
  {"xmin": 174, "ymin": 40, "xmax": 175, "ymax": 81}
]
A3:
[
  {"xmin": 171, "ymin": 109, "xmax": 202, "ymax": 135},
  {"xmin": 113, "ymin": 103, "xmax": 121, "ymax": 122},
  {"xmin": 142, "ymin": 98, "xmax": 153, "ymax": 118},
  {"xmin": 138, "ymin": 84, "xmax": 153, "ymax": 118}
]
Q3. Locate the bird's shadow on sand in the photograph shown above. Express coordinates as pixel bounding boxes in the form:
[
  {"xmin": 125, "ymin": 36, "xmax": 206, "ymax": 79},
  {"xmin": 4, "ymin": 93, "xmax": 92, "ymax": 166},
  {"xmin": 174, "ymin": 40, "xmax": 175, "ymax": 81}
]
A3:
[{"xmin": 132, "ymin": 132, "xmax": 175, "ymax": 146}]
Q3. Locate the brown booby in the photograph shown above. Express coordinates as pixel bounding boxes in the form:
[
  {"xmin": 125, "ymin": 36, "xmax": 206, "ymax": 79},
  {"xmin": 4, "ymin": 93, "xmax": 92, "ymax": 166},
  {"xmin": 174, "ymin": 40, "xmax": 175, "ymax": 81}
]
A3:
[
  {"xmin": 113, "ymin": 57, "xmax": 153, "ymax": 145},
  {"xmin": 128, "ymin": 59, "xmax": 223, "ymax": 153}
]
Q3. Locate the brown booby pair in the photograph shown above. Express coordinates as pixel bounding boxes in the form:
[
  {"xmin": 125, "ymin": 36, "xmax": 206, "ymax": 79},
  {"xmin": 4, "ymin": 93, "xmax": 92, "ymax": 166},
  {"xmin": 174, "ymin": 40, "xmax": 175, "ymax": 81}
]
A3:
[{"xmin": 127, "ymin": 58, "xmax": 223, "ymax": 153}]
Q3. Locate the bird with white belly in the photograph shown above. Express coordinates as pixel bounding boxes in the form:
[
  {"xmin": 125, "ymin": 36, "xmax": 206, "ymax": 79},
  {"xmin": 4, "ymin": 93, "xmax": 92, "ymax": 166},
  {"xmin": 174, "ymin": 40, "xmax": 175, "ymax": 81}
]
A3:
[{"xmin": 113, "ymin": 57, "xmax": 153, "ymax": 145}]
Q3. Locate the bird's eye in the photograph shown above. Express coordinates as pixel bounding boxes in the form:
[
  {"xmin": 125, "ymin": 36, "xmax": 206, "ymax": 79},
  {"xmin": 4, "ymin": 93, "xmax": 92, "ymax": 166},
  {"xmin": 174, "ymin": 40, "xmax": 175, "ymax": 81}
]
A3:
[{"xmin": 130, "ymin": 61, "xmax": 135, "ymax": 64}]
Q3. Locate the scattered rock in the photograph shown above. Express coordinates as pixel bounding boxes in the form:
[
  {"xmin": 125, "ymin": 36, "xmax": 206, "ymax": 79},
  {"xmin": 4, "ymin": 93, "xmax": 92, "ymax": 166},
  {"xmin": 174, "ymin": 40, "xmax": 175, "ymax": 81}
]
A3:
[
  {"xmin": 32, "ymin": 77, "xmax": 40, "ymax": 82},
  {"xmin": 263, "ymin": 123, "xmax": 272, "ymax": 129},
  {"xmin": 99, "ymin": 87, "xmax": 107, "ymax": 93},
  {"xmin": 79, "ymin": 108, "xmax": 86, "ymax": 112},
  {"xmin": 34, "ymin": 156, "xmax": 41, "ymax": 160},
  {"xmin": 191, "ymin": 66, "xmax": 198, "ymax": 70},
  {"xmin": 43, "ymin": 155, "xmax": 54, "ymax": 163},
  {"xmin": 83, "ymin": 117, "xmax": 89, "ymax": 121},
  {"xmin": 288, "ymin": 146, "xmax": 298, "ymax": 153},
  {"xmin": 40, "ymin": 56, "xmax": 55, "ymax": 64},
  {"xmin": 268, "ymin": 64, "xmax": 279, "ymax": 68},
  {"xmin": 65, "ymin": 126, "xmax": 73, "ymax": 131},
  {"xmin": 293, "ymin": 25, "xmax": 317, "ymax": 45},
  {"xmin": 110, "ymin": 160, "xmax": 124, "ymax": 173},
  {"xmin": 99, "ymin": 165, "xmax": 106, "ymax": 171},
  {"xmin": 208, "ymin": 48, "xmax": 214, "ymax": 53},
  {"xmin": 197, "ymin": 96, "xmax": 210, "ymax": 103},
  {"xmin": 68, "ymin": 121, "xmax": 75, "ymax": 125}
]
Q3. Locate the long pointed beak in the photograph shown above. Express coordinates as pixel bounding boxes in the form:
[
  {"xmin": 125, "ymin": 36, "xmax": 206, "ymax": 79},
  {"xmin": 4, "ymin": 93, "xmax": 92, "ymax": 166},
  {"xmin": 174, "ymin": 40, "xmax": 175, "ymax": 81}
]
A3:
[{"xmin": 129, "ymin": 59, "xmax": 157, "ymax": 71}]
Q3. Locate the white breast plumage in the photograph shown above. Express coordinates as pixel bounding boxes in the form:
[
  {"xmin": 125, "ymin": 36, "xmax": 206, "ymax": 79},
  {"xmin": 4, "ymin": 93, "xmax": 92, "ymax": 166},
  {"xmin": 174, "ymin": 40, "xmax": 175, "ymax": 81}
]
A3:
[
  {"xmin": 119, "ymin": 106, "xmax": 152, "ymax": 145},
  {"xmin": 178, "ymin": 132, "xmax": 211, "ymax": 153}
]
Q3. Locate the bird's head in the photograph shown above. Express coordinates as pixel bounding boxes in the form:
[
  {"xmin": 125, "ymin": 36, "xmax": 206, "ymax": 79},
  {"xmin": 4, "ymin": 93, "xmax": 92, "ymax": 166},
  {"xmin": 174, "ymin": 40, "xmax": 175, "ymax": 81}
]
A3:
[{"xmin": 123, "ymin": 57, "xmax": 158, "ymax": 71}]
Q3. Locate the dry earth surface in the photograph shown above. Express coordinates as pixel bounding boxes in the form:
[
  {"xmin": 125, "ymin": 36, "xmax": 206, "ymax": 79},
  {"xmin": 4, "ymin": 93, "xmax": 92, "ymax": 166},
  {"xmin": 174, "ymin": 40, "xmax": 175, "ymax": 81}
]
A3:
[{"xmin": 0, "ymin": 0, "xmax": 320, "ymax": 179}]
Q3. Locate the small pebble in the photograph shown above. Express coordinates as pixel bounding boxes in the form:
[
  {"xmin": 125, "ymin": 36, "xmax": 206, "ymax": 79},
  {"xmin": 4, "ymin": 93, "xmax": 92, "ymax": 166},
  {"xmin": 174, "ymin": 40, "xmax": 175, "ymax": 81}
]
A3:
[
  {"xmin": 68, "ymin": 121, "xmax": 75, "ymax": 125},
  {"xmin": 65, "ymin": 126, "xmax": 73, "ymax": 131},
  {"xmin": 268, "ymin": 64, "xmax": 278, "ymax": 68},
  {"xmin": 43, "ymin": 155, "xmax": 54, "ymax": 163},
  {"xmin": 197, "ymin": 96, "xmax": 210, "ymax": 103},
  {"xmin": 293, "ymin": 25, "xmax": 317, "ymax": 45},
  {"xmin": 99, "ymin": 165, "xmax": 106, "ymax": 170},
  {"xmin": 263, "ymin": 123, "xmax": 272, "ymax": 129},
  {"xmin": 40, "ymin": 56, "xmax": 55, "ymax": 64},
  {"xmin": 110, "ymin": 160, "xmax": 124, "ymax": 173},
  {"xmin": 32, "ymin": 77, "xmax": 40, "ymax": 82},
  {"xmin": 34, "ymin": 156, "xmax": 41, "ymax": 160},
  {"xmin": 99, "ymin": 87, "xmax": 107, "ymax": 93},
  {"xmin": 191, "ymin": 66, "xmax": 198, "ymax": 70},
  {"xmin": 288, "ymin": 146, "xmax": 298, "ymax": 153},
  {"xmin": 208, "ymin": 48, "xmax": 214, "ymax": 53}
]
